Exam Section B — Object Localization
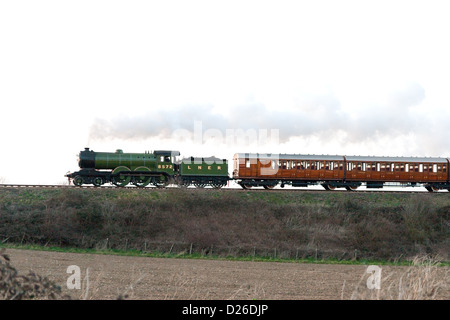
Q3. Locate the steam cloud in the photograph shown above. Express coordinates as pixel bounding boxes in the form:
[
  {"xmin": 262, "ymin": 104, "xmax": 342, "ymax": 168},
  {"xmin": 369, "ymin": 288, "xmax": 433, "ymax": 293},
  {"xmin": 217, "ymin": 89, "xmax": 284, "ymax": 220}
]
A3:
[{"xmin": 88, "ymin": 82, "xmax": 450, "ymax": 156}]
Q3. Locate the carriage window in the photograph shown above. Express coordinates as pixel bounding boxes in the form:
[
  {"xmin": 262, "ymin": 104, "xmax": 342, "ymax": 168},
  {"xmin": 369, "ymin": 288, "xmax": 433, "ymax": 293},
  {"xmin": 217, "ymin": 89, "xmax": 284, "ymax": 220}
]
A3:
[
  {"xmin": 246, "ymin": 160, "xmax": 250, "ymax": 168},
  {"xmin": 414, "ymin": 164, "xmax": 419, "ymax": 172},
  {"xmin": 437, "ymin": 165, "xmax": 442, "ymax": 172},
  {"xmin": 405, "ymin": 164, "xmax": 409, "ymax": 172},
  {"xmin": 443, "ymin": 164, "xmax": 447, "ymax": 172},
  {"xmin": 433, "ymin": 164, "xmax": 437, "ymax": 173},
  {"xmin": 419, "ymin": 164, "xmax": 423, "ymax": 172},
  {"xmin": 272, "ymin": 161, "xmax": 276, "ymax": 170},
  {"xmin": 400, "ymin": 164, "xmax": 405, "ymax": 172}
]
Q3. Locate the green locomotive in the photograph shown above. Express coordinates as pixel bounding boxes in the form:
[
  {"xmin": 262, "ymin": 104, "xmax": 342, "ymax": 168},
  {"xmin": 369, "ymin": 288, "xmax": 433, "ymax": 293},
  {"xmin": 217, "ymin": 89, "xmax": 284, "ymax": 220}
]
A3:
[{"xmin": 66, "ymin": 148, "xmax": 229, "ymax": 188}]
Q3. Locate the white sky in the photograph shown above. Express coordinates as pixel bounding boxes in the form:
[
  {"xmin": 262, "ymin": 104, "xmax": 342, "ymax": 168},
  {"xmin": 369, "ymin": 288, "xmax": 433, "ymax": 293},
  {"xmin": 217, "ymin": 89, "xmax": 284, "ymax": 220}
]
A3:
[{"xmin": 1, "ymin": 0, "xmax": 450, "ymax": 184}]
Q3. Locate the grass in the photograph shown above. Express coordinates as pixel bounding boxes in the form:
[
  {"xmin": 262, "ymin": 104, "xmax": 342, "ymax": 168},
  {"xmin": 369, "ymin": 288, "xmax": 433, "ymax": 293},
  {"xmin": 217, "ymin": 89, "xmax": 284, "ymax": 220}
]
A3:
[{"xmin": 2, "ymin": 242, "xmax": 448, "ymax": 267}]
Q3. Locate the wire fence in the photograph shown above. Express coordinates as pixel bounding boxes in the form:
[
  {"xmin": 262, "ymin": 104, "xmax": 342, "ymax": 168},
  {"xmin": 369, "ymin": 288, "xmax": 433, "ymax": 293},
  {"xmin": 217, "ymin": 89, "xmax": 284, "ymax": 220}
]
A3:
[{"xmin": 2, "ymin": 234, "xmax": 359, "ymax": 261}]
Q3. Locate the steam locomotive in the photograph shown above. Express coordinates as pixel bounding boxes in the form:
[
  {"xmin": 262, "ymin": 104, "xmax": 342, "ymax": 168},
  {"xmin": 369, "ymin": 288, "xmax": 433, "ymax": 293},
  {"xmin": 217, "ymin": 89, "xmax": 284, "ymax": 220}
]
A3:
[
  {"xmin": 66, "ymin": 148, "xmax": 450, "ymax": 192},
  {"xmin": 66, "ymin": 148, "xmax": 229, "ymax": 188}
]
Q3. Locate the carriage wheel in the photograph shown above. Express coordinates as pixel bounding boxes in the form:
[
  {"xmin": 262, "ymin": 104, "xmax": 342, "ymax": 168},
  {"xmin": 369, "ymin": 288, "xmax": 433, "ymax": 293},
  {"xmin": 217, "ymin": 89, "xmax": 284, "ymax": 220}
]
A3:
[
  {"xmin": 345, "ymin": 185, "xmax": 358, "ymax": 191},
  {"xmin": 263, "ymin": 185, "xmax": 275, "ymax": 190},
  {"xmin": 425, "ymin": 185, "xmax": 439, "ymax": 192}
]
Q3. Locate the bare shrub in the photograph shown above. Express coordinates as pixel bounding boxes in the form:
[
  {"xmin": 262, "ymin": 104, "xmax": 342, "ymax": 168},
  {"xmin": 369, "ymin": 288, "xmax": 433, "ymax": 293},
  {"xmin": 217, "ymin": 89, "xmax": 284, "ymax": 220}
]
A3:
[{"xmin": 0, "ymin": 249, "xmax": 70, "ymax": 300}]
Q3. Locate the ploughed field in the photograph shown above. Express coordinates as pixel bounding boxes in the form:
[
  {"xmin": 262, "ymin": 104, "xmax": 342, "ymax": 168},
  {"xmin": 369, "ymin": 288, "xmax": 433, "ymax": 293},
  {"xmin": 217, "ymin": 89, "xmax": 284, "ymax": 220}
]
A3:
[{"xmin": 5, "ymin": 248, "xmax": 449, "ymax": 300}]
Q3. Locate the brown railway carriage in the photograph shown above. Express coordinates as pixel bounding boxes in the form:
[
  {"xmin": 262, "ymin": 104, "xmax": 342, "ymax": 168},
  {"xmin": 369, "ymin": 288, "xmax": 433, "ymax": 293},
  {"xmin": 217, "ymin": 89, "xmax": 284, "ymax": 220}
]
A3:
[{"xmin": 233, "ymin": 153, "xmax": 450, "ymax": 192}]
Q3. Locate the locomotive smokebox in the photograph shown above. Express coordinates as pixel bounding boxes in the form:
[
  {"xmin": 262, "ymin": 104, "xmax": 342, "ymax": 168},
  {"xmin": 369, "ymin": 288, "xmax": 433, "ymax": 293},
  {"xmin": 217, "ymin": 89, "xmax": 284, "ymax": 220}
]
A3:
[{"xmin": 78, "ymin": 148, "xmax": 96, "ymax": 169}]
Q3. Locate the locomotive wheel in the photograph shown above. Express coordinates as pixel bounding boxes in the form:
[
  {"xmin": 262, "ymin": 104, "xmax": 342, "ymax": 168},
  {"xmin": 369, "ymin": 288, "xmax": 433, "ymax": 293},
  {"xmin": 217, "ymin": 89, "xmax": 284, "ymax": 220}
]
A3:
[
  {"xmin": 73, "ymin": 176, "xmax": 83, "ymax": 187},
  {"xmin": 153, "ymin": 176, "xmax": 169, "ymax": 188},
  {"xmin": 93, "ymin": 177, "xmax": 103, "ymax": 187},
  {"xmin": 194, "ymin": 182, "xmax": 206, "ymax": 188},
  {"xmin": 179, "ymin": 179, "xmax": 190, "ymax": 188},
  {"xmin": 112, "ymin": 166, "xmax": 131, "ymax": 187},
  {"xmin": 133, "ymin": 167, "xmax": 151, "ymax": 187},
  {"xmin": 212, "ymin": 182, "xmax": 225, "ymax": 189}
]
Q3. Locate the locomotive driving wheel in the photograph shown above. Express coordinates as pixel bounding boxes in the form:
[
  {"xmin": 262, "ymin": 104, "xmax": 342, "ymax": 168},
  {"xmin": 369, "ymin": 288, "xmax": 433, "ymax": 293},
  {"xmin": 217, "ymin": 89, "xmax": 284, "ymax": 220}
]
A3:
[
  {"xmin": 112, "ymin": 166, "xmax": 131, "ymax": 187},
  {"xmin": 153, "ymin": 175, "xmax": 169, "ymax": 188},
  {"xmin": 133, "ymin": 167, "xmax": 151, "ymax": 187}
]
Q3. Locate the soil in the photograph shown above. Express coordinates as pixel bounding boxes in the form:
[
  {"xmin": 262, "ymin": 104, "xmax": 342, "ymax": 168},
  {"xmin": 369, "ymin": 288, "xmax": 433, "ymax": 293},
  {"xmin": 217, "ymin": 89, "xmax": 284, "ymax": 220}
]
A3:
[{"xmin": 6, "ymin": 248, "xmax": 449, "ymax": 300}]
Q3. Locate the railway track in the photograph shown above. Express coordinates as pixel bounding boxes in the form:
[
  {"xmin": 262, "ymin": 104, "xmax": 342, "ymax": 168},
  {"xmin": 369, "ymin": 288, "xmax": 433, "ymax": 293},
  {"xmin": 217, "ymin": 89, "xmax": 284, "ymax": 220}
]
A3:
[{"xmin": 0, "ymin": 183, "xmax": 448, "ymax": 194}]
